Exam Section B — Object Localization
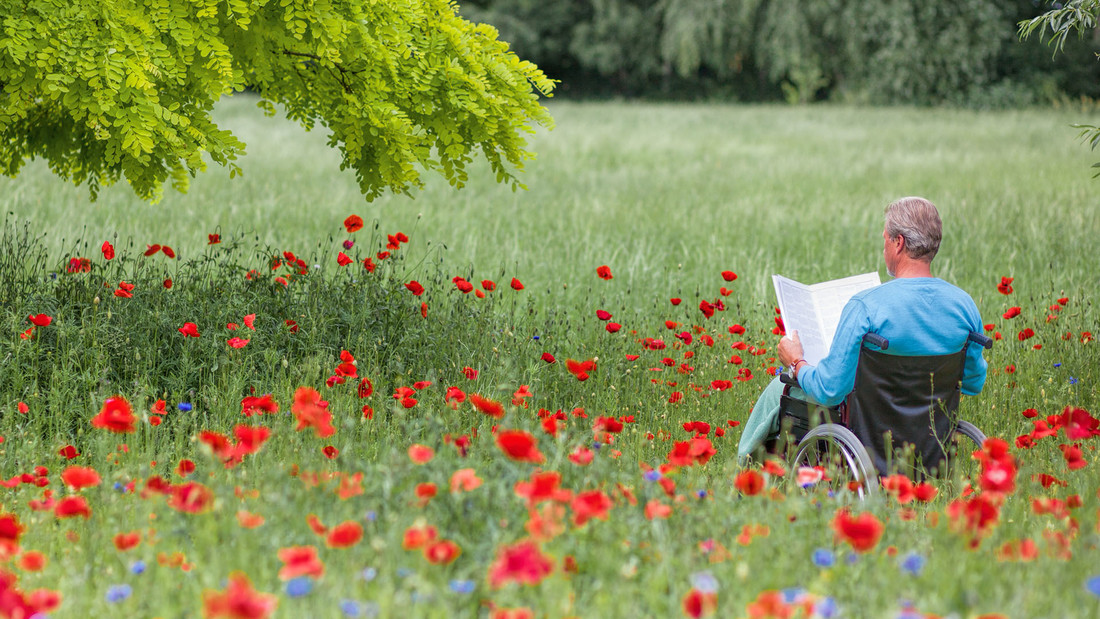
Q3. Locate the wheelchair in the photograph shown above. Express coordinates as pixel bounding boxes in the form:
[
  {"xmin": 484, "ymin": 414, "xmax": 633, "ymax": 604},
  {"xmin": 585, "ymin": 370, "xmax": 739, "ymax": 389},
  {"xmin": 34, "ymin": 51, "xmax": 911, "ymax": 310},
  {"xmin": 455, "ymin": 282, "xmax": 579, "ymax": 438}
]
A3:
[{"xmin": 772, "ymin": 331, "xmax": 993, "ymax": 499}]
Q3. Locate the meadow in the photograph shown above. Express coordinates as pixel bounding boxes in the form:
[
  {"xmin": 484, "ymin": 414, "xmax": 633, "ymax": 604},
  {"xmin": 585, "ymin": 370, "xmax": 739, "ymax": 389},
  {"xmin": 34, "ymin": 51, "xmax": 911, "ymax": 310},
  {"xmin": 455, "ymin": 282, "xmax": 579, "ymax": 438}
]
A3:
[{"xmin": 0, "ymin": 97, "xmax": 1098, "ymax": 617}]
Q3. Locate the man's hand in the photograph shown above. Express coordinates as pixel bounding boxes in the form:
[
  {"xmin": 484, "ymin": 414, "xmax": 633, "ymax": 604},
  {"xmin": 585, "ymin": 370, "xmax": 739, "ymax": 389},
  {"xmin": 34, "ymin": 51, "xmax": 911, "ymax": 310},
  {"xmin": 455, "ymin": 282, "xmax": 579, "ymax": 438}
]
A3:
[{"xmin": 778, "ymin": 330, "xmax": 805, "ymax": 367}]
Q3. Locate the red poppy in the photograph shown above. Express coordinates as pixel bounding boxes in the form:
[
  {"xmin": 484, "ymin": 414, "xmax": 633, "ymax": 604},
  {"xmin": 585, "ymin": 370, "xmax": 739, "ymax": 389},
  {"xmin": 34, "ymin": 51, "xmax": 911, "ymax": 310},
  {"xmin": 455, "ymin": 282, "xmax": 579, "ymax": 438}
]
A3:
[
  {"xmin": 227, "ymin": 337, "xmax": 250, "ymax": 348},
  {"xmin": 27, "ymin": 314, "xmax": 52, "ymax": 327},
  {"xmin": 420, "ymin": 302, "xmax": 428, "ymax": 318},
  {"xmin": 1017, "ymin": 328, "xmax": 1035, "ymax": 341},
  {"xmin": 571, "ymin": 490, "xmax": 612, "ymax": 526},
  {"xmin": 831, "ymin": 509, "xmax": 884, "ymax": 552},
  {"xmin": 402, "ymin": 524, "xmax": 438, "ymax": 550},
  {"xmin": 240, "ymin": 394, "xmax": 278, "ymax": 416},
  {"xmin": 510, "ymin": 277, "xmax": 524, "ymax": 290},
  {"xmin": 734, "ymin": 470, "xmax": 765, "ymax": 496},
  {"xmin": 178, "ymin": 322, "xmax": 200, "ymax": 337},
  {"xmin": 1059, "ymin": 443, "xmax": 1087, "ymax": 470},
  {"xmin": 514, "ymin": 471, "xmax": 573, "ymax": 506},
  {"xmin": 208, "ymin": 233, "xmax": 221, "ymax": 245},
  {"xmin": 470, "ymin": 393, "xmax": 504, "ymax": 418},
  {"xmin": 322, "ymin": 445, "xmax": 339, "ymax": 459},
  {"xmin": 162, "ymin": 245, "xmax": 176, "ymax": 259},
  {"xmin": 487, "ymin": 539, "xmax": 554, "ymax": 588},
  {"xmin": 168, "ymin": 481, "xmax": 215, "ymax": 514},
  {"xmin": 203, "ymin": 572, "xmax": 278, "ymax": 618},
  {"xmin": 177, "ymin": 459, "xmax": 196, "ymax": 477},
  {"xmin": 462, "ymin": 366, "xmax": 478, "ymax": 380},
  {"xmin": 721, "ymin": 270, "xmax": 737, "ymax": 282},
  {"xmin": 91, "ymin": 396, "xmax": 136, "ymax": 433},
  {"xmin": 344, "ymin": 214, "xmax": 364, "ymax": 233},
  {"xmin": 54, "ymin": 495, "xmax": 91, "ymax": 519},
  {"xmin": 424, "ymin": 540, "xmax": 461, "ymax": 564},
  {"xmin": 682, "ymin": 588, "xmax": 718, "ymax": 618},
  {"xmin": 444, "ymin": 386, "xmax": 466, "ymax": 409},
  {"xmin": 997, "ymin": 276, "xmax": 1013, "ymax": 295},
  {"xmin": 1002, "ymin": 307, "xmax": 1021, "ymax": 319},
  {"xmin": 100, "ymin": 241, "xmax": 115, "ymax": 260},
  {"xmin": 60, "ymin": 466, "xmax": 101, "ymax": 490},
  {"xmin": 606, "ymin": 322, "xmax": 622, "ymax": 333},
  {"xmin": 596, "ymin": 310, "xmax": 612, "ymax": 320},
  {"xmin": 325, "ymin": 521, "xmax": 363, "ymax": 548},
  {"xmin": 16, "ymin": 402, "xmax": 28, "ymax": 415},
  {"xmin": 450, "ymin": 468, "xmax": 482, "ymax": 493},
  {"xmin": 58, "ymin": 445, "xmax": 79, "ymax": 459},
  {"xmin": 541, "ymin": 352, "xmax": 556, "ymax": 364},
  {"xmin": 408, "ymin": 444, "xmax": 435, "ymax": 464},
  {"xmin": 496, "ymin": 430, "xmax": 544, "ymax": 463},
  {"xmin": 290, "ymin": 387, "xmax": 335, "ymax": 438},
  {"xmin": 565, "ymin": 358, "xmax": 596, "ymax": 381},
  {"xmin": 595, "ymin": 265, "xmax": 613, "ymax": 280},
  {"xmin": 113, "ymin": 531, "xmax": 141, "ymax": 551},
  {"xmin": 405, "ymin": 280, "xmax": 425, "ymax": 296},
  {"xmin": 144, "ymin": 244, "xmax": 161, "ymax": 256}
]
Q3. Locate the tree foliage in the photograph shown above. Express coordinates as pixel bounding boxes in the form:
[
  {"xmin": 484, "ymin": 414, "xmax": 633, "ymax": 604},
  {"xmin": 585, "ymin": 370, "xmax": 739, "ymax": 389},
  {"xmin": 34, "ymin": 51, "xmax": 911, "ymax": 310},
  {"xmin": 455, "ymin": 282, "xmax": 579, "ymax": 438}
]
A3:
[
  {"xmin": 462, "ymin": 0, "xmax": 1100, "ymax": 105},
  {"xmin": 0, "ymin": 0, "xmax": 555, "ymax": 201},
  {"xmin": 1019, "ymin": 0, "xmax": 1100, "ymax": 174}
]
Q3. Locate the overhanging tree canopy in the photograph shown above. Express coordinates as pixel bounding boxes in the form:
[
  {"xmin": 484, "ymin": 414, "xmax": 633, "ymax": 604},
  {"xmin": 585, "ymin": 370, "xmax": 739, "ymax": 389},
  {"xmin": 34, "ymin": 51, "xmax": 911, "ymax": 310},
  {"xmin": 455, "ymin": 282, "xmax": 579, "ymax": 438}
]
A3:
[{"xmin": 0, "ymin": 0, "xmax": 555, "ymax": 201}]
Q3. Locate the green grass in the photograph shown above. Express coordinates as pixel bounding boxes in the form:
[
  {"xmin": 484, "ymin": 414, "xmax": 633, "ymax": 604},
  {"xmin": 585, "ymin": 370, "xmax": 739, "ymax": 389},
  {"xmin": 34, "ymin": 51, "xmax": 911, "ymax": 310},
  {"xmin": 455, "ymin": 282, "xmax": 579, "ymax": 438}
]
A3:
[{"xmin": 0, "ymin": 98, "xmax": 1098, "ymax": 617}]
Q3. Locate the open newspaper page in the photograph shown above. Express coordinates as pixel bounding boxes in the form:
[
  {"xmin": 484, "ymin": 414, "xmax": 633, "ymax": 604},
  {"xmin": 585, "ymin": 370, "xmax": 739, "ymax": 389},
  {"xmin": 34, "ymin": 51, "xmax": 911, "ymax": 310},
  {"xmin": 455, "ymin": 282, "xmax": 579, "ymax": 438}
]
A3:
[{"xmin": 772, "ymin": 272, "xmax": 881, "ymax": 366}]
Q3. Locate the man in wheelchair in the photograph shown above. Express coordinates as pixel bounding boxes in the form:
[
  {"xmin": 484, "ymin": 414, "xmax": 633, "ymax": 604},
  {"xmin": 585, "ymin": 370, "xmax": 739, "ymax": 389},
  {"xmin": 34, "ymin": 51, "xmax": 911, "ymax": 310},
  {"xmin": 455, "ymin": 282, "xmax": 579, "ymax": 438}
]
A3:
[{"xmin": 736, "ymin": 197, "xmax": 989, "ymax": 479}]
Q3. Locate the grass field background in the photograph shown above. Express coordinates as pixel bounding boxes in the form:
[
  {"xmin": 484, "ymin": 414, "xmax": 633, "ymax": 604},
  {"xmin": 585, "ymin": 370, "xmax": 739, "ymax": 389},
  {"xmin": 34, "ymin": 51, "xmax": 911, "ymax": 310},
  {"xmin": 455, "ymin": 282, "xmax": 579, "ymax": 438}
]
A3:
[{"xmin": 0, "ymin": 98, "xmax": 1098, "ymax": 617}]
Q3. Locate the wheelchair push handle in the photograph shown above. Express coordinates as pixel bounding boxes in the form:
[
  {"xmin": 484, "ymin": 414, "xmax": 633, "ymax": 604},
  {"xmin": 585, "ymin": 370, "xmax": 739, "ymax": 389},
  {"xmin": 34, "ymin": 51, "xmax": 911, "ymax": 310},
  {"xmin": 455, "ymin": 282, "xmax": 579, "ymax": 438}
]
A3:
[
  {"xmin": 968, "ymin": 331, "xmax": 994, "ymax": 349},
  {"xmin": 862, "ymin": 332, "xmax": 889, "ymax": 350}
]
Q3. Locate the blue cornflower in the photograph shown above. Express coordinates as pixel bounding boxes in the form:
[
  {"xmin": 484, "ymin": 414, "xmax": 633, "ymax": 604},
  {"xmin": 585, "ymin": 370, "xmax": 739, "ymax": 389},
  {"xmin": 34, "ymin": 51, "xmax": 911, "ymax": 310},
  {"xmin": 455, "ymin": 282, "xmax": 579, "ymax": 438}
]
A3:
[
  {"xmin": 690, "ymin": 571, "xmax": 718, "ymax": 594},
  {"xmin": 816, "ymin": 597, "xmax": 839, "ymax": 618},
  {"xmin": 846, "ymin": 552, "xmax": 859, "ymax": 565},
  {"xmin": 1070, "ymin": 377, "xmax": 1078, "ymax": 385},
  {"xmin": 592, "ymin": 442, "xmax": 602, "ymax": 450},
  {"xmin": 130, "ymin": 560, "xmax": 146, "ymax": 575},
  {"xmin": 532, "ymin": 335, "xmax": 540, "ymax": 340},
  {"xmin": 811, "ymin": 548, "xmax": 835, "ymax": 568},
  {"xmin": 781, "ymin": 587, "xmax": 806, "ymax": 604},
  {"xmin": 286, "ymin": 577, "xmax": 313, "ymax": 598},
  {"xmin": 340, "ymin": 600, "xmax": 362, "ymax": 617},
  {"xmin": 696, "ymin": 489, "xmax": 707, "ymax": 498},
  {"xmin": 114, "ymin": 482, "xmax": 127, "ymax": 493},
  {"xmin": 1053, "ymin": 362, "xmax": 1062, "ymax": 368},
  {"xmin": 178, "ymin": 402, "xmax": 193, "ymax": 412},
  {"xmin": 360, "ymin": 567, "xmax": 378, "ymax": 582},
  {"xmin": 643, "ymin": 470, "xmax": 661, "ymax": 482},
  {"xmin": 105, "ymin": 584, "xmax": 132, "ymax": 603},
  {"xmin": 899, "ymin": 552, "xmax": 926, "ymax": 576},
  {"xmin": 449, "ymin": 580, "xmax": 475, "ymax": 594},
  {"xmin": 1085, "ymin": 575, "xmax": 1100, "ymax": 597},
  {"xmin": 364, "ymin": 510, "xmax": 377, "ymax": 522}
]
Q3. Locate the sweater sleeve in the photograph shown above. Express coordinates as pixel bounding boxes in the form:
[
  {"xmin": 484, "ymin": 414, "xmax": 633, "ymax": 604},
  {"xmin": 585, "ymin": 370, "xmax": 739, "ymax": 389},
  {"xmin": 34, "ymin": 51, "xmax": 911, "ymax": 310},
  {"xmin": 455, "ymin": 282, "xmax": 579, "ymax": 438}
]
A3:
[
  {"xmin": 961, "ymin": 305, "xmax": 988, "ymax": 395},
  {"xmin": 796, "ymin": 299, "xmax": 874, "ymax": 407}
]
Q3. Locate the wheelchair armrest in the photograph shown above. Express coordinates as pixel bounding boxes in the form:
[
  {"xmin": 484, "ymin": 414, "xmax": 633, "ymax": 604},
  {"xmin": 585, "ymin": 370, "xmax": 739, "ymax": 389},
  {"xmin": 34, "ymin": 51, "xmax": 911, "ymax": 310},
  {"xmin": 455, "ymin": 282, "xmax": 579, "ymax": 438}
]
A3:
[
  {"xmin": 968, "ymin": 331, "xmax": 994, "ymax": 349},
  {"xmin": 779, "ymin": 372, "xmax": 798, "ymax": 386}
]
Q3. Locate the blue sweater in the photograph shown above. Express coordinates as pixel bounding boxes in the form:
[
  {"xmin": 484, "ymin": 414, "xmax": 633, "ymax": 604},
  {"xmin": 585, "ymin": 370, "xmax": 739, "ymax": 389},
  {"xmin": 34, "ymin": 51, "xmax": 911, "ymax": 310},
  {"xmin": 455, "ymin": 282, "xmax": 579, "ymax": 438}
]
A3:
[{"xmin": 797, "ymin": 278, "xmax": 987, "ymax": 406}]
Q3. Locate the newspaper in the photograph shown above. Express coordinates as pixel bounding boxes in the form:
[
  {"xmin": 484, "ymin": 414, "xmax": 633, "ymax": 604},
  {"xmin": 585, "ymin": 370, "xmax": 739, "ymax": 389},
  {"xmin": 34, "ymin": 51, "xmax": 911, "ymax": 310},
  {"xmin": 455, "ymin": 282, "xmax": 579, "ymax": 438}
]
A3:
[{"xmin": 772, "ymin": 272, "xmax": 881, "ymax": 365}]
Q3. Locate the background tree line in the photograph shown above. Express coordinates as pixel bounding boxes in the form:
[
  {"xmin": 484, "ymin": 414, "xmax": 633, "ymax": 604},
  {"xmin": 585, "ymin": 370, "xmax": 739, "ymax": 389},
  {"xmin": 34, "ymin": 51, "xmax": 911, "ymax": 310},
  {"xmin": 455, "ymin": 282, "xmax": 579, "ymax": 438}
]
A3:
[{"xmin": 460, "ymin": 0, "xmax": 1100, "ymax": 106}]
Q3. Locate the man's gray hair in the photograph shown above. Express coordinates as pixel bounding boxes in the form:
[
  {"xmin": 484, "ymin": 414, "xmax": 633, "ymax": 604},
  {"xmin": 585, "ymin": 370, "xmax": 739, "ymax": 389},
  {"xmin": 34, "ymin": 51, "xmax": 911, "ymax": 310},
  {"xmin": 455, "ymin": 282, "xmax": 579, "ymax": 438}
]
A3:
[{"xmin": 884, "ymin": 196, "xmax": 942, "ymax": 261}]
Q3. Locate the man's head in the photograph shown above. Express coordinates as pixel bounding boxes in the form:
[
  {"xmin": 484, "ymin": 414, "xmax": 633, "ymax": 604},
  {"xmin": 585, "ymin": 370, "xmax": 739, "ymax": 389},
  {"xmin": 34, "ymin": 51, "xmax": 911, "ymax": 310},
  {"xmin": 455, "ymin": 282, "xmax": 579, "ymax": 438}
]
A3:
[{"xmin": 883, "ymin": 197, "xmax": 942, "ymax": 276}]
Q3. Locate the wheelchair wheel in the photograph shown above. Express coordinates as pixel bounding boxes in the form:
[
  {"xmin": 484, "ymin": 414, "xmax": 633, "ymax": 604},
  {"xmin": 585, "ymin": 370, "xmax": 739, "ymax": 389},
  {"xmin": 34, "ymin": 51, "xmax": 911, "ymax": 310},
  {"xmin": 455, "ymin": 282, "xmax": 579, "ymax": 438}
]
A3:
[
  {"xmin": 955, "ymin": 421, "xmax": 986, "ymax": 448},
  {"xmin": 793, "ymin": 424, "xmax": 878, "ymax": 500}
]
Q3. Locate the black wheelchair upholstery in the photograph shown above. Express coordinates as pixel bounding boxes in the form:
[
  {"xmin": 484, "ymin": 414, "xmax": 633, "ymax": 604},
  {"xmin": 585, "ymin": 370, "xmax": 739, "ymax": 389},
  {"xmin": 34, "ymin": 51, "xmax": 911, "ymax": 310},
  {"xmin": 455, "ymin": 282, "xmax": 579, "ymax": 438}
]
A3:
[{"xmin": 777, "ymin": 331, "xmax": 992, "ymax": 491}]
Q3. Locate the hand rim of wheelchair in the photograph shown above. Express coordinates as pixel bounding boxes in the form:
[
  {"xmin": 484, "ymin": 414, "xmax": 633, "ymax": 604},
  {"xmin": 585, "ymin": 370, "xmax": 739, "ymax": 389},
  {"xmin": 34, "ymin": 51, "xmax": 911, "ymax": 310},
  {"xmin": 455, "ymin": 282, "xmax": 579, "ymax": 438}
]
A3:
[{"xmin": 792, "ymin": 423, "xmax": 878, "ymax": 500}]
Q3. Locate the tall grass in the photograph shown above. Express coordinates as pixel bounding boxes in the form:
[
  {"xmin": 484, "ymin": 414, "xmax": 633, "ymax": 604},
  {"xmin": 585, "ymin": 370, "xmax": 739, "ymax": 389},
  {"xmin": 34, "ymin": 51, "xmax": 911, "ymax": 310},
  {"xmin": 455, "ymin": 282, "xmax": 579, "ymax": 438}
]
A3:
[{"xmin": 0, "ymin": 98, "xmax": 1097, "ymax": 617}]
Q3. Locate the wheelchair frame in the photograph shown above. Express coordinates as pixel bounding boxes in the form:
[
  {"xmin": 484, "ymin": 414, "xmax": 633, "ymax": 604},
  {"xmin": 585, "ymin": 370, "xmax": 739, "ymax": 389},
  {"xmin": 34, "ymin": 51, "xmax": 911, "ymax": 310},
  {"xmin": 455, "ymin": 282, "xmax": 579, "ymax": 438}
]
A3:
[{"xmin": 777, "ymin": 331, "xmax": 993, "ymax": 497}]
